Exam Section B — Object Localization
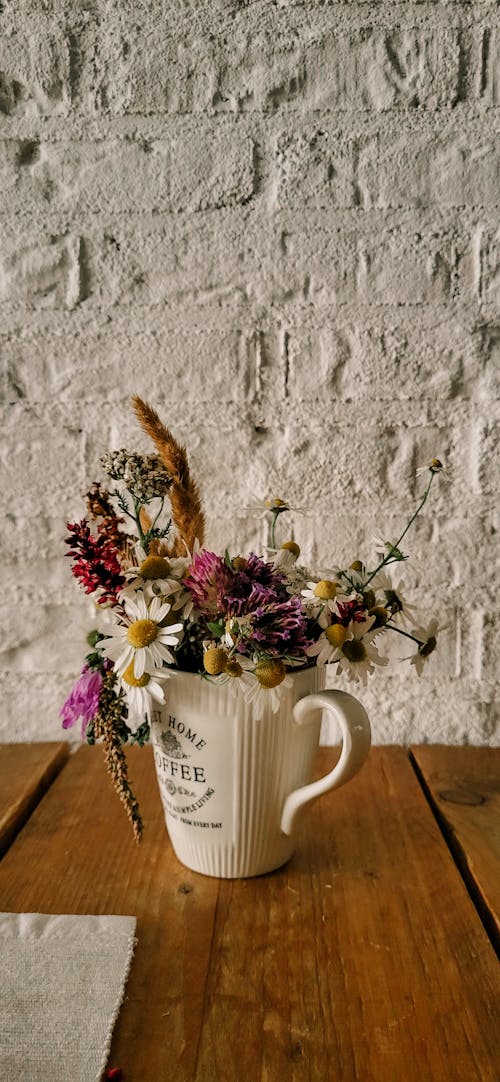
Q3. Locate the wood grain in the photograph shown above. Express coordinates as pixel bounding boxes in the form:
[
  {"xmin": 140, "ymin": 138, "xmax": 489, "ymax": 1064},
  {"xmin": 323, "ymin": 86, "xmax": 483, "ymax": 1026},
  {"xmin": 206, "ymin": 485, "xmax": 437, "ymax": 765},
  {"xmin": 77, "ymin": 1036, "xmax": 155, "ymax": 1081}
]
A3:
[
  {"xmin": 0, "ymin": 746, "xmax": 498, "ymax": 1082},
  {"xmin": 0, "ymin": 741, "xmax": 69, "ymax": 857},
  {"xmin": 411, "ymin": 744, "xmax": 500, "ymax": 950}
]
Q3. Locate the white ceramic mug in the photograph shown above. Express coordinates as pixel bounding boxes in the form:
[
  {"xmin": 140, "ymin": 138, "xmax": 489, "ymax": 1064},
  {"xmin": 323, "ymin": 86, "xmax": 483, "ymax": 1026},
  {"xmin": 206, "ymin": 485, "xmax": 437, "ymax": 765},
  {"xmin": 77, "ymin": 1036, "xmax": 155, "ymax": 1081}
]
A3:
[{"xmin": 150, "ymin": 667, "xmax": 371, "ymax": 879}]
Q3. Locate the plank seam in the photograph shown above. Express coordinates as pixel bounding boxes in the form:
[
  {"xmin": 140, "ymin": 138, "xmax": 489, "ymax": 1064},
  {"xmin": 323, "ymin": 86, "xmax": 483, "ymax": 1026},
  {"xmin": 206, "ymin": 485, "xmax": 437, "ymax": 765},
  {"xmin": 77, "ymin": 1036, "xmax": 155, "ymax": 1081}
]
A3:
[{"xmin": 408, "ymin": 748, "xmax": 499, "ymax": 960}]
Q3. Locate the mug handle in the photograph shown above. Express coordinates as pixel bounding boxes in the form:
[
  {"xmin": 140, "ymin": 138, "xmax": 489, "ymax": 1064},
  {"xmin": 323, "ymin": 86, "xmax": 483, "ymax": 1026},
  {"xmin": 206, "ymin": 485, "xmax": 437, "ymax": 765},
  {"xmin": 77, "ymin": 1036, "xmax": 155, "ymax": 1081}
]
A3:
[{"xmin": 280, "ymin": 689, "xmax": 371, "ymax": 836}]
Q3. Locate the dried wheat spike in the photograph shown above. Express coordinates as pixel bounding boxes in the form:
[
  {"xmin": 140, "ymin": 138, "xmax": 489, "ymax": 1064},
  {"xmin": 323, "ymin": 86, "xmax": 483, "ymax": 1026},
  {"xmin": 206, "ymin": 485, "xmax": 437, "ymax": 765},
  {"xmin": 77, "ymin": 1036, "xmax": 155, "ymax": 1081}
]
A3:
[{"xmin": 132, "ymin": 396, "xmax": 205, "ymax": 556}]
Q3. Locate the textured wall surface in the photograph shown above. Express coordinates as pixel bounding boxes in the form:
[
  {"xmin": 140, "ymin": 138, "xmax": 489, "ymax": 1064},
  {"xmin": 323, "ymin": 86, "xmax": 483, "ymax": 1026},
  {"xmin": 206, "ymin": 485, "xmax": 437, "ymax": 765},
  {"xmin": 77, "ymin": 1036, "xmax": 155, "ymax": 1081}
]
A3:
[{"xmin": 0, "ymin": 1, "xmax": 499, "ymax": 745}]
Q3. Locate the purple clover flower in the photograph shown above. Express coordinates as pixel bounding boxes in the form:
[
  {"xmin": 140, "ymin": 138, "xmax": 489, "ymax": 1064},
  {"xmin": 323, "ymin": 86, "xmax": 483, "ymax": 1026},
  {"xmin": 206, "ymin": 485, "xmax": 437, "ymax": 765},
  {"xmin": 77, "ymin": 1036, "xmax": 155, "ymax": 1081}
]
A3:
[
  {"xmin": 183, "ymin": 550, "xmax": 312, "ymax": 660},
  {"xmin": 60, "ymin": 664, "xmax": 104, "ymax": 738}
]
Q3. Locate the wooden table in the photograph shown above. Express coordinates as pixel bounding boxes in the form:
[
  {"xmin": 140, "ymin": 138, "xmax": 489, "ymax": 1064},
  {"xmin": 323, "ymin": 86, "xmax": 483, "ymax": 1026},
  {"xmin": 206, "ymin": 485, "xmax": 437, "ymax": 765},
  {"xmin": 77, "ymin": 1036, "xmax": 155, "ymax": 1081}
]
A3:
[{"xmin": 0, "ymin": 743, "xmax": 498, "ymax": 1081}]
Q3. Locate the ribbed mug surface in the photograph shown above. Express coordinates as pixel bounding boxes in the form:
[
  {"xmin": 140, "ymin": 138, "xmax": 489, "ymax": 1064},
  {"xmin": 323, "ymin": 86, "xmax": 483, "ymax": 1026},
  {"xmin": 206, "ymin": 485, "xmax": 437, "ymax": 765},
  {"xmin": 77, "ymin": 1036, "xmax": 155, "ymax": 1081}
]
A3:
[{"xmin": 150, "ymin": 667, "xmax": 327, "ymax": 878}]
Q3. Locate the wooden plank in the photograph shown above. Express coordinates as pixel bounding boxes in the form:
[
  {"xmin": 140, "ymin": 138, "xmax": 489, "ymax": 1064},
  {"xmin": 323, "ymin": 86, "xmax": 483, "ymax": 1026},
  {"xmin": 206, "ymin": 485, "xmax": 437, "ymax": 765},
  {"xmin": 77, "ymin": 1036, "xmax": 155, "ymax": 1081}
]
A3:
[
  {"xmin": 0, "ymin": 742, "xmax": 69, "ymax": 857},
  {"xmin": 193, "ymin": 748, "xmax": 500, "ymax": 1082},
  {"xmin": 411, "ymin": 744, "xmax": 500, "ymax": 949},
  {"xmin": 0, "ymin": 745, "xmax": 220, "ymax": 1081},
  {"xmin": 0, "ymin": 746, "xmax": 499, "ymax": 1082}
]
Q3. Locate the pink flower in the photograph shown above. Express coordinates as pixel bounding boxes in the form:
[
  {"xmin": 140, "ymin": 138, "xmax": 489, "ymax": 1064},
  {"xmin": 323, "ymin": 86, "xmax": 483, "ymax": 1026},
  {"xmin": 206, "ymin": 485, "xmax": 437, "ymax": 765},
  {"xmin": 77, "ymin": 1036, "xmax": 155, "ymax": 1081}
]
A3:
[{"xmin": 60, "ymin": 665, "xmax": 104, "ymax": 737}]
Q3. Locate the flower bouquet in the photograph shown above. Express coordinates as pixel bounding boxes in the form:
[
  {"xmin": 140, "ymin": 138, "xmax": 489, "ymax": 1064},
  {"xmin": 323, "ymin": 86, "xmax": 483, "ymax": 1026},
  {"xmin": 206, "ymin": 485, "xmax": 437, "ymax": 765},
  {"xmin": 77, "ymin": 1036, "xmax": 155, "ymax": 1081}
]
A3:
[{"xmin": 61, "ymin": 397, "xmax": 444, "ymax": 840}]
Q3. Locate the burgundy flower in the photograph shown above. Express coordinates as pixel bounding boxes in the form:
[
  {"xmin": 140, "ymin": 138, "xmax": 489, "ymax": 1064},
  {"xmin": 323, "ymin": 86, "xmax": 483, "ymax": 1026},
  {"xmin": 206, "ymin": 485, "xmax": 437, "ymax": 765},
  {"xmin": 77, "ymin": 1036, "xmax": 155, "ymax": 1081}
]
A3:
[{"xmin": 65, "ymin": 519, "xmax": 125, "ymax": 604}]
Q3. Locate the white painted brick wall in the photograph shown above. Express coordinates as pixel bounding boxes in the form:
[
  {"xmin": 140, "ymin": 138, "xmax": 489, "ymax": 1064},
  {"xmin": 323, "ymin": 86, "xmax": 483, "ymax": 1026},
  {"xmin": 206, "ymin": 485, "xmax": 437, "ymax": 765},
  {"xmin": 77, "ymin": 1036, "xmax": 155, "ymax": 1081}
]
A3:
[{"xmin": 1, "ymin": 1, "xmax": 498, "ymax": 746}]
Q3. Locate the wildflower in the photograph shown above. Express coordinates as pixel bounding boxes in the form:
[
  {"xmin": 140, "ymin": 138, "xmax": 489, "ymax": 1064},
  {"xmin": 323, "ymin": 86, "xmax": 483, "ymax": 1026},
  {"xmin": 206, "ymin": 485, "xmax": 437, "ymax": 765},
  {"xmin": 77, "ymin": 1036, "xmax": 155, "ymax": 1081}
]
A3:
[
  {"xmin": 100, "ymin": 449, "xmax": 172, "ymax": 502},
  {"xmin": 271, "ymin": 541, "xmax": 301, "ymax": 570},
  {"xmin": 254, "ymin": 658, "xmax": 287, "ymax": 688},
  {"xmin": 416, "ymin": 458, "xmax": 447, "ymax": 477},
  {"xmin": 409, "ymin": 619, "xmax": 441, "ymax": 676},
  {"xmin": 203, "ymin": 646, "xmax": 229, "ymax": 675},
  {"xmin": 101, "ymin": 592, "xmax": 183, "ymax": 678},
  {"xmin": 244, "ymin": 496, "xmax": 292, "ymax": 517},
  {"xmin": 336, "ymin": 623, "xmax": 388, "ymax": 687},
  {"xmin": 65, "ymin": 520, "xmax": 125, "ymax": 604},
  {"xmin": 301, "ymin": 579, "xmax": 347, "ymax": 628},
  {"xmin": 60, "ymin": 664, "xmax": 106, "ymax": 737},
  {"xmin": 307, "ymin": 617, "xmax": 387, "ymax": 685},
  {"xmin": 118, "ymin": 664, "xmax": 168, "ymax": 727}
]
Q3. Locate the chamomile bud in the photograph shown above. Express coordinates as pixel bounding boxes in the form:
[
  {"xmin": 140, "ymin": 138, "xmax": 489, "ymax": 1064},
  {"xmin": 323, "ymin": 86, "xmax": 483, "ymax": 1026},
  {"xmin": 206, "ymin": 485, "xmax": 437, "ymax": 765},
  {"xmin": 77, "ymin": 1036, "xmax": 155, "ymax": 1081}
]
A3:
[
  {"xmin": 281, "ymin": 541, "xmax": 300, "ymax": 558},
  {"xmin": 203, "ymin": 647, "xmax": 229, "ymax": 675},
  {"xmin": 325, "ymin": 624, "xmax": 347, "ymax": 648},
  {"xmin": 254, "ymin": 659, "xmax": 287, "ymax": 688},
  {"xmin": 313, "ymin": 579, "xmax": 337, "ymax": 601}
]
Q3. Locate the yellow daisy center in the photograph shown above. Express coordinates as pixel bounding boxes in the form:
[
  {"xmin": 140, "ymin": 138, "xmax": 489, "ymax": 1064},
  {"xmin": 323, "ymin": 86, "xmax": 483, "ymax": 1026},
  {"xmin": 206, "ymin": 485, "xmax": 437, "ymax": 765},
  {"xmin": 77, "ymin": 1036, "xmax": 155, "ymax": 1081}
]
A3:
[
  {"xmin": 203, "ymin": 647, "xmax": 228, "ymax": 675},
  {"xmin": 342, "ymin": 639, "xmax": 366, "ymax": 663},
  {"xmin": 430, "ymin": 458, "xmax": 443, "ymax": 471},
  {"xmin": 254, "ymin": 659, "xmax": 286, "ymax": 688},
  {"xmin": 225, "ymin": 658, "xmax": 243, "ymax": 678},
  {"xmin": 139, "ymin": 555, "xmax": 170, "ymax": 580},
  {"xmin": 350, "ymin": 560, "xmax": 365, "ymax": 573},
  {"xmin": 265, "ymin": 497, "xmax": 287, "ymax": 509},
  {"xmin": 314, "ymin": 579, "xmax": 337, "ymax": 600},
  {"xmin": 281, "ymin": 541, "xmax": 300, "ymax": 557},
  {"xmin": 122, "ymin": 662, "xmax": 151, "ymax": 688},
  {"xmin": 127, "ymin": 618, "xmax": 158, "ymax": 648},
  {"xmin": 325, "ymin": 624, "xmax": 347, "ymax": 647}
]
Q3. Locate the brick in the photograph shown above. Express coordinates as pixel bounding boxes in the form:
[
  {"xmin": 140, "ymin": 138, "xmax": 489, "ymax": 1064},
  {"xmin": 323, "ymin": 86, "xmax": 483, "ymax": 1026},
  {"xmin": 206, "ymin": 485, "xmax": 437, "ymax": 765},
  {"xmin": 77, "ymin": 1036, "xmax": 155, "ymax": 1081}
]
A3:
[
  {"xmin": 100, "ymin": 17, "xmax": 460, "ymax": 114},
  {"xmin": 285, "ymin": 320, "xmax": 486, "ymax": 401},
  {"xmin": 359, "ymin": 129, "xmax": 500, "ymax": 208},
  {"xmin": 1, "ymin": 408, "xmax": 86, "ymax": 516},
  {"xmin": 276, "ymin": 129, "xmax": 358, "ymax": 208},
  {"xmin": 0, "ymin": 19, "xmax": 70, "ymax": 116},
  {"xmin": 0, "ymin": 324, "xmax": 252, "ymax": 406},
  {"xmin": 0, "ymin": 127, "xmax": 254, "ymax": 216},
  {"xmin": 274, "ymin": 221, "xmax": 456, "ymax": 307},
  {"xmin": 302, "ymin": 28, "xmax": 460, "ymax": 112},
  {"xmin": 171, "ymin": 127, "xmax": 255, "ymax": 211},
  {"xmin": 0, "ymin": 603, "xmax": 86, "ymax": 674},
  {"xmin": 0, "ymin": 138, "xmax": 171, "ymax": 215},
  {"xmin": 84, "ymin": 215, "xmax": 262, "ymax": 308},
  {"xmin": 0, "ymin": 673, "xmax": 83, "ymax": 742},
  {"xmin": 0, "ymin": 234, "xmax": 84, "ymax": 309}
]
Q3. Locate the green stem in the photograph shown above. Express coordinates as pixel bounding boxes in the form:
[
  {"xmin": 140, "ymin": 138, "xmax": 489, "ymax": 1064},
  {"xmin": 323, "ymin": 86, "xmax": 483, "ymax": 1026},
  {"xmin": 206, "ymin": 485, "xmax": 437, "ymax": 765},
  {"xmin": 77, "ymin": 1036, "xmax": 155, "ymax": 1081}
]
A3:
[
  {"xmin": 133, "ymin": 499, "xmax": 148, "ymax": 550},
  {"xmin": 269, "ymin": 510, "xmax": 279, "ymax": 549},
  {"xmin": 363, "ymin": 473, "xmax": 435, "ymax": 588},
  {"xmin": 385, "ymin": 623, "xmax": 424, "ymax": 646}
]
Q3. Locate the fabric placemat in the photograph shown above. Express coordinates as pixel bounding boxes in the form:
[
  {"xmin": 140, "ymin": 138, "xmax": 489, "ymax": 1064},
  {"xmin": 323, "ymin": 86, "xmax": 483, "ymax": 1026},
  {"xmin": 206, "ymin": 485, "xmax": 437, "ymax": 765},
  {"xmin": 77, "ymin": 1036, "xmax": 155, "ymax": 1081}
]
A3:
[{"xmin": 0, "ymin": 912, "xmax": 136, "ymax": 1082}]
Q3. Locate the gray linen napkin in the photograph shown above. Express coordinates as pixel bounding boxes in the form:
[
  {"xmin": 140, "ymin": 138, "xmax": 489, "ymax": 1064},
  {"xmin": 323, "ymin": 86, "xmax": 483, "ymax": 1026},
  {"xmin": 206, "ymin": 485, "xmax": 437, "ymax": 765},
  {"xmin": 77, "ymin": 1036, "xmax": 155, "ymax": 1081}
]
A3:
[{"xmin": 0, "ymin": 912, "xmax": 136, "ymax": 1082}]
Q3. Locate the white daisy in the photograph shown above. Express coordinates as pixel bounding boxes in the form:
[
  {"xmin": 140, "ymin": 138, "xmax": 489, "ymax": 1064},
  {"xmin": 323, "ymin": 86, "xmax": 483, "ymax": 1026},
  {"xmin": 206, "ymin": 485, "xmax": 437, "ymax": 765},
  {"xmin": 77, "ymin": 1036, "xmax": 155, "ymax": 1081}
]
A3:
[
  {"xmin": 269, "ymin": 541, "xmax": 301, "ymax": 570},
  {"xmin": 241, "ymin": 671, "xmax": 293, "ymax": 715},
  {"xmin": 409, "ymin": 618, "xmax": 441, "ymax": 676},
  {"xmin": 416, "ymin": 458, "xmax": 448, "ymax": 478},
  {"xmin": 243, "ymin": 495, "xmax": 308, "ymax": 517},
  {"xmin": 118, "ymin": 664, "xmax": 169, "ymax": 729},
  {"xmin": 101, "ymin": 591, "xmax": 183, "ymax": 679},
  {"xmin": 301, "ymin": 579, "xmax": 350, "ymax": 629},
  {"xmin": 337, "ymin": 627, "xmax": 389, "ymax": 687},
  {"xmin": 367, "ymin": 569, "xmax": 419, "ymax": 626},
  {"xmin": 308, "ymin": 617, "xmax": 388, "ymax": 686}
]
